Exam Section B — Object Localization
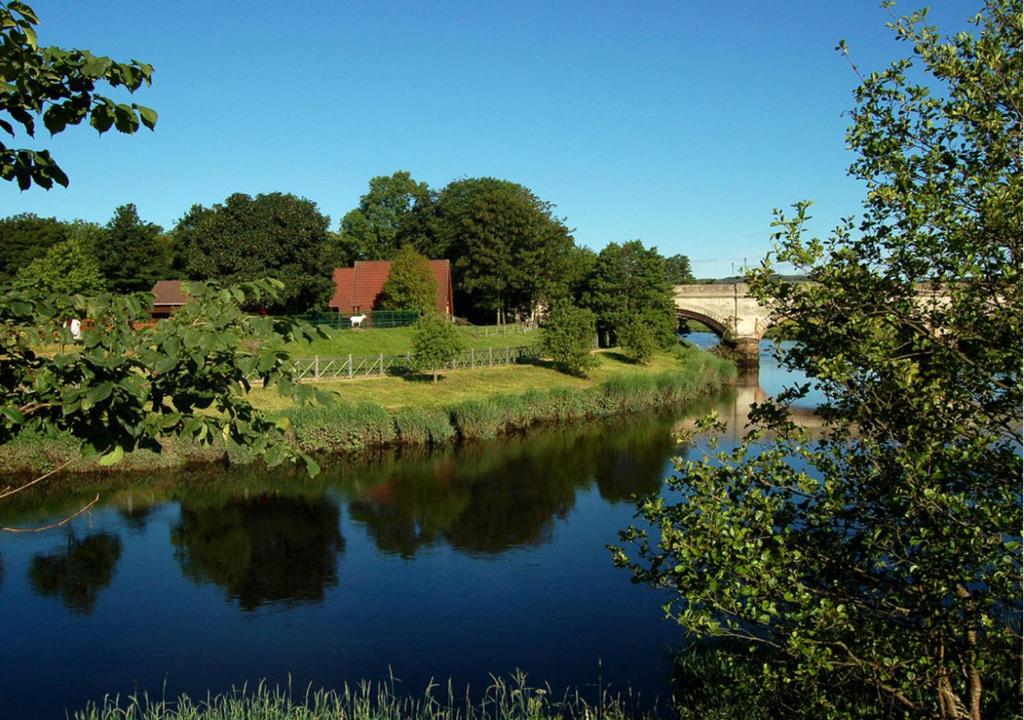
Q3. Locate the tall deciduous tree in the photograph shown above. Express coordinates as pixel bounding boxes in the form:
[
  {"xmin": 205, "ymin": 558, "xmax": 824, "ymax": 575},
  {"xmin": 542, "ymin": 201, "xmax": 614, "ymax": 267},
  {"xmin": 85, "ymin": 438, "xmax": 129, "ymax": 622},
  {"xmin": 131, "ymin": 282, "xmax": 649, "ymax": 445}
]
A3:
[
  {"xmin": 583, "ymin": 240, "xmax": 676, "ymax": 348},
  {"xmin": 100, "ymin": 203, "xmax": 168, "ymax": 293},
  {"xmin": 176, "ymin": 192, "xmax": 333, "ymax": 313},
  {"xmin": 15, "ymin": 233, "xmax": 105, "ymax": 314},
  {"xmin": 614, "ymin": 4, "xmax": 1021, "ymax": 717},
  {"xmin": 0, "ymin": 1, "xmax": 157, "ymax": 190},
  {"xmin": 339, "ymin": 171, "xmax": 431, "ymax": 260},
  {"xmin": 664, "ymin": 253, "xmax": 695, "ymax": 285},
  {"xmin": 432, "ymin": 178, "xmax": 575, "ymax": 324},
  {"xmin": 379, "ymin": 245, "xmax": 438, "ymax": 314},
  {"xmin": 0, "ymin": 212, "xmax": 68, "ymax": 280}
]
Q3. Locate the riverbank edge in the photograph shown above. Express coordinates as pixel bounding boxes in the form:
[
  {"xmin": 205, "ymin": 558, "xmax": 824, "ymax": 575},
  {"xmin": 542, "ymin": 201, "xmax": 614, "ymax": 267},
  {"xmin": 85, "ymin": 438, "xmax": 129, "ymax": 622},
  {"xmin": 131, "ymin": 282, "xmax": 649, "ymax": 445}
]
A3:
[{"xmin": 0, "ymin": 349, "xmax": 735, "ymax": 476}]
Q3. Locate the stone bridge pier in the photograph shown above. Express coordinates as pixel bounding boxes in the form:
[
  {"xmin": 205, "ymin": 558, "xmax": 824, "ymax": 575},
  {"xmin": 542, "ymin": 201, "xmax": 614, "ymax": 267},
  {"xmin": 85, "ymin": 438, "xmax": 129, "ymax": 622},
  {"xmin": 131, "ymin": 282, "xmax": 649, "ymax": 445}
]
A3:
[{"xmin": 674, "ymin": 283, "xmax": 773, "ymax": 370}]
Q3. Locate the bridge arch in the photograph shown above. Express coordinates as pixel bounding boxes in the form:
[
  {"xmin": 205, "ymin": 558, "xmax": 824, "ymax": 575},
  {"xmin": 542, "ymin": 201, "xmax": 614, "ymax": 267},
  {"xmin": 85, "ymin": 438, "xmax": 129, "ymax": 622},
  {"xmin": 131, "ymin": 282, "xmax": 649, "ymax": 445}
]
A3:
[{"xmin": 676, "ymin": 308, "xmax": 731, "ymax": 339}]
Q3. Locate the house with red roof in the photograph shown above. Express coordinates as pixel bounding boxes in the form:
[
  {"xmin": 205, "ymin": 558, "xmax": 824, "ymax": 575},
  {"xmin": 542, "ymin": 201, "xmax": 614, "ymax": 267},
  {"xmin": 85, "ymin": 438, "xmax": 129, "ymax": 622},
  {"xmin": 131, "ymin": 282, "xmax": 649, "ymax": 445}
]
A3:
[
  {"xmin": 329, "ymin": 260, "xmax": 454, "ymax": 317},
  {"xmin": 151, "ymin": 280, "xmax": 188, "ymax": 318}
]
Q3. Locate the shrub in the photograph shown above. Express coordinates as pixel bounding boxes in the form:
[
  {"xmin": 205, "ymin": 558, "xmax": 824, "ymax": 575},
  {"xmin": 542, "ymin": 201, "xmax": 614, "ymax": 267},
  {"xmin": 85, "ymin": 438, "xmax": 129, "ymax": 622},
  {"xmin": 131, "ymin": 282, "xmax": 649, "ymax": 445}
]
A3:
[
  {"xmin": 615, "ymin": 315, "xmax": 657, "ymax": 364},
  {"xmin": 412, "ymin": 313, "xmax": 465, "ymax": 383},
  {"xmin": 539, "ymin": 300, "xmax": 598, "ymax": 377}
]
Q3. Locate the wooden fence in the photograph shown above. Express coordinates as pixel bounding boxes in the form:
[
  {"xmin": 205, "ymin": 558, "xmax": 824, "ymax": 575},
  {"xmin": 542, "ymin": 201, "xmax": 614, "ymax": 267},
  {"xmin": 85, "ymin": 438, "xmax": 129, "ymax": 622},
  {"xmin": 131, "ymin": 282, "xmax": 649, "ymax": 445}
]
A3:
[{"xmin": 285, "ymin": 345, "xmax": 538, "ymax": 381}]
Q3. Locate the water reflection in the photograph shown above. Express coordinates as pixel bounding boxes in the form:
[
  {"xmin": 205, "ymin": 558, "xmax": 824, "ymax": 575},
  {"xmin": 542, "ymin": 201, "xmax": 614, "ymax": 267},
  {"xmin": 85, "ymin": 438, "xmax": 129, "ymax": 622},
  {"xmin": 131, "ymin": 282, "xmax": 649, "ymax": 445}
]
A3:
[
  {"xmin": 343, "ymin": 417, "xmax": 674, "ymax": 558},
  {"xmin": 171, "ymin": 494, "xmax": 345, "ymax": 611},
  {"xmin": 29, "ymin": 531, "xmax": 123, "ymax": 614}
]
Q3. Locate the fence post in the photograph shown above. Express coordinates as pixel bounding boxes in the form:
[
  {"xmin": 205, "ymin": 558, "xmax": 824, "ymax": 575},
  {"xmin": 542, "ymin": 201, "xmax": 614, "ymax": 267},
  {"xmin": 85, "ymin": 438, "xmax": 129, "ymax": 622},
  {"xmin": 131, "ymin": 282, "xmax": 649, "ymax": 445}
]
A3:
[
  {"xmin": 470, "ymin": 348, "xmax": 474, "ymax": 368},
  {"xmin": 379, "ymin": 352, "xmax": 384, "ymax": 376},
  {"xmin": 489, "ymin": 347, "xmax": 493, "ymax": 366},
  {"xmin": 406, "ymin": 351, "xmax": 411, "ymax": 371},
  {"xmin": 348, "ymin": 354, "xmax": 353, "ymax": 379},
  {"xmin": 314, "ymin": 355, "xmax": 319, "ymax": 379}
]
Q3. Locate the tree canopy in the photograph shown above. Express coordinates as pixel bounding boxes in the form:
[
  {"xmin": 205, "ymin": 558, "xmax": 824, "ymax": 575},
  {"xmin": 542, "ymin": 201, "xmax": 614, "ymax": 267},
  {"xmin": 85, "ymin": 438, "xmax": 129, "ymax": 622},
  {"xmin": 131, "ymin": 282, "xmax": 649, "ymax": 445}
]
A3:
[
  {"xmin": 582, "ymin": 240, "xmax": 677, "ymax": 347},
  {"xmin": 15, "ymin": 233, "xmax": 105, "ymax": 314},
  {"xmin": 0, "ymin": 212, "xmax": 67, "ymax": 280},
  {"xmin": 0, "ymin": 1, "xmax": 157, "ymax": 190},
  {"xmin": 430, "ymin": 178, "xmax": 576, "ymax": 324},
  {"xmin": 614, "ymin": 3, "xmax": 1022, "ymax": 717},
  {"xmin": 176, "ymin": 192, "xmax": 333, "ymax": 313},
  {"xmin": 338, "ymin": 171, "xmax": 431, "ymax": 261},
  {"xmin": 101, "ymin": 203, "xmax": 169, "ymax": 293},
  {"xmin": 379, "ymin": 245, "xmax": 438, "ymax": 314}
]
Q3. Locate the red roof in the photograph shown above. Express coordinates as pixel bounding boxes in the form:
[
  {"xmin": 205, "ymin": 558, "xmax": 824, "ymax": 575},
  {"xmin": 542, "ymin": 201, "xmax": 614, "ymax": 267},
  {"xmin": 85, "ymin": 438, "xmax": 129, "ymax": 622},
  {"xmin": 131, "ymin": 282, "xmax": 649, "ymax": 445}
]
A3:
[
  {"xmin": 152, "ymin": 280, "xmax": 187, "ymax": 307},
  {"xmin": 329, "ymin": 260, "xmax": 453, "ymax": 316}
]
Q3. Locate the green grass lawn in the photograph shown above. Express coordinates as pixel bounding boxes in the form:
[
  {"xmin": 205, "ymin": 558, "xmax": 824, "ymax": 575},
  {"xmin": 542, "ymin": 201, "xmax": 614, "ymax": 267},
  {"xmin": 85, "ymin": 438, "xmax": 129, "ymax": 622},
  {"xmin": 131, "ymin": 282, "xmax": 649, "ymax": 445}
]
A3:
[
  {"xmin": 251, "ymin": 348, "xmax": 709, "ymax": 412},
  {"xmin": 282, "ymin": 324, "xmax": 535, "ymax": 357}
]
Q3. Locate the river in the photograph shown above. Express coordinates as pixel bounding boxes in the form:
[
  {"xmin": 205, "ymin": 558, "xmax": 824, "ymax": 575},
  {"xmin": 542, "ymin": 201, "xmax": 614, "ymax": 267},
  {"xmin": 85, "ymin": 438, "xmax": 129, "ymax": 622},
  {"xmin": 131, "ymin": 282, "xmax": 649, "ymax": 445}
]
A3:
[{"xmin": 0, "ymin": 334, "xmax": 816, "ymax": 719}]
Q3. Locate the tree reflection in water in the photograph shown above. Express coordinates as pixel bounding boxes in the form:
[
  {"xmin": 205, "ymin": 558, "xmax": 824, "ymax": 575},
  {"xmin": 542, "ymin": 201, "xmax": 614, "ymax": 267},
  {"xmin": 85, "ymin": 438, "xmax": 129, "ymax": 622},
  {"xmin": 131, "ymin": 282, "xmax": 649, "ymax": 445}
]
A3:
[
  {"xmin": 171, "ymin": 494, "xmax": 345, "ymax": 611},
  {"xmin": 346, "ymin": 414, "xmax": 675, "ymax": 557},
  {"xmin": 29, "ymin": 532, "xmax": 123, "ymax": 615}
]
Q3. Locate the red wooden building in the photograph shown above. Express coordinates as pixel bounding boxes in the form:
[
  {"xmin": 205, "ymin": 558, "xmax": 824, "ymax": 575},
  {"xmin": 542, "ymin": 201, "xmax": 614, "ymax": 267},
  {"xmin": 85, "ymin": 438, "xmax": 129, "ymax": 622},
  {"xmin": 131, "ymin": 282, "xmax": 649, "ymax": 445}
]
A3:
[
  {"xmin": 151, "ymin": 280, "xmax": 187, "ymax": 318},
  {"xmin": 329, "ymin": 260, "xmax": 454, "ymax": 317}
]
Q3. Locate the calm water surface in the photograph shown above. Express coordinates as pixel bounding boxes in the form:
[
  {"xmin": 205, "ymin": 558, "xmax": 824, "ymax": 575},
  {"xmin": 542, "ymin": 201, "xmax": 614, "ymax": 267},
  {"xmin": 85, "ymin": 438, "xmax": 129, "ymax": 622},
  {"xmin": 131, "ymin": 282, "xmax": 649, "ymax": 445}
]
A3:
[{"xmin": 0, "ymin": 335, "xmax": 813, "ymax": 719}]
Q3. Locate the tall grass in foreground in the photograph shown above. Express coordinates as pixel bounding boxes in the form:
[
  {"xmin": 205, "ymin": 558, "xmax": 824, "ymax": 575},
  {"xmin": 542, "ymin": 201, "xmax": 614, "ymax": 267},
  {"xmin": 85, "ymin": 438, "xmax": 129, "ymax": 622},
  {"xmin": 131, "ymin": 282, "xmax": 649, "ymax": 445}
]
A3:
[{"xmin": 74, "ymin": 673, "xmax": 662, "ymax": 720}]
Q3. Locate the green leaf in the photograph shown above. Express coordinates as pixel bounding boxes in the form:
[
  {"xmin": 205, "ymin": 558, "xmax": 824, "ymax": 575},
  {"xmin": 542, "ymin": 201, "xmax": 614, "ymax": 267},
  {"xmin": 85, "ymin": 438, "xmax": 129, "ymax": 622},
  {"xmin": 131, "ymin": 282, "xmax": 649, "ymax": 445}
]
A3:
[{"xmin": 98, "ymin": 445, "xmax": 124, "ymax": 466}]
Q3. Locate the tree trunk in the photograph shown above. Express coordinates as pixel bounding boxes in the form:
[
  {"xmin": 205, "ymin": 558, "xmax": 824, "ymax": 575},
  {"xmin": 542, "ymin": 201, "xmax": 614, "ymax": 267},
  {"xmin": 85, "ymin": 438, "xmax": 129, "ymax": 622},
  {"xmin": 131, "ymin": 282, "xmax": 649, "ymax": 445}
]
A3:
[{"xmin": 432, "ymin": 370, "xmax": 437, "ymax": 384}]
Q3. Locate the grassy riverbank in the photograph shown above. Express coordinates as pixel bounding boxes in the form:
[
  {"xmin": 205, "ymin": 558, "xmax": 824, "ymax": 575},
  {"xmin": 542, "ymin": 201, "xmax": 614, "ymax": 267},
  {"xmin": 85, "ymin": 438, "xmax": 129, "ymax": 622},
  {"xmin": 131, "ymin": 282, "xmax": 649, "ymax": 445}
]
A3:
[
  {"xmin": 74, "ymin": 675, "xmax": 664, "ymax": 720},
  {"xmin": 0, "ymin": 346, "xmax": 733, "ymax": 475}
]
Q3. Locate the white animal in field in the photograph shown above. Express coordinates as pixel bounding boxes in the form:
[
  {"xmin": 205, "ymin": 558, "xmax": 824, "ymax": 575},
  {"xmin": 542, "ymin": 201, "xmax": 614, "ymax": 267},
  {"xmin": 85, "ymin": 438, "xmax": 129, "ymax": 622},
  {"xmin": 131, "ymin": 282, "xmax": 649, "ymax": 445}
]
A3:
[{"xmin": 350, "ymin": 314, "xmax": 367, "ymax": 328}]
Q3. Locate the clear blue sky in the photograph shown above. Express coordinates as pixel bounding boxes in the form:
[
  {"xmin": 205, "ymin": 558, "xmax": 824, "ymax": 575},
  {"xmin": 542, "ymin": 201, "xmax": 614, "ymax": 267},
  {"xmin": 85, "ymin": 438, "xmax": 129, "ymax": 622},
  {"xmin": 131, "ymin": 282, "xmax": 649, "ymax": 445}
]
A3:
[{"xmin": 3, "ymin": 1, "xmax": 980, "ymax": 278}]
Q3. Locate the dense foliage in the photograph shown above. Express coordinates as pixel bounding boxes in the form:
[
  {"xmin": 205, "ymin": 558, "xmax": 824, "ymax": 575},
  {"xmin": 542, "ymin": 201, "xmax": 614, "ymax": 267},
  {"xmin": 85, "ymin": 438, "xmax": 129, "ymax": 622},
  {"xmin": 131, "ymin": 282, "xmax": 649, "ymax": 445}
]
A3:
[
  {"xmin": 175, "ymin": 193, "xmax": 333, "ymax": 313},
  {"xmin": 427, "ymin": 178, "xmax": 577, "ymax": 324},
  {"xmin": 583, "ymin": 240, "xmax": 677, "ymax": 348},
  {"xmin": 614, "ymin": 4, "xmax": 1021, "ymax": 718},
  {"xmin": 539, "ymin": 300, "xmax": 598, "ymax": 377},
  {"xmin": 379, "ymin": 245, "xmax": 438, "ymax": 314},
  {"xmin": 0, "ymin": 0, "xmax": 157, "ymax": 189},
  {"xmin": 0, "ymin": 213, "xmax": 67, "ymax": 279},
  {"xmin": 615, "ymin": 315, "xmax": 656, "ymax": 365},
  {"xmin": 338, "ymin": 171, "xmax": 432, "ymax": 261},
  {"xmin": 412, "ymin": 313, "xmax": 464, "ymax": 383},
  {"xmin": 101, "ymin": 203, "xmax": 169, "ymax": 293},
  {"xmin": 0, "ymin": 280, "xmax": 322, "ymax": 472},
  {"xmin": 14, "ymin": 233, "xmax": 105, "ymax": 314}
]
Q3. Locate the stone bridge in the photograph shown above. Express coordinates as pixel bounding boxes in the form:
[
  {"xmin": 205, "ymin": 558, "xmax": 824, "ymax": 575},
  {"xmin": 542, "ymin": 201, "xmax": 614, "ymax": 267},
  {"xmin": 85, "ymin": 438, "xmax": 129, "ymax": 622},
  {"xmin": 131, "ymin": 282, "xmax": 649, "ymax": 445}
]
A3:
[
  {"xmin": 674, "ymin": 283, "xmax": 771, "ymax": 367},
  {"xmin": 674, "ymin": 282, "xmax": 951, "ymax": 369}
]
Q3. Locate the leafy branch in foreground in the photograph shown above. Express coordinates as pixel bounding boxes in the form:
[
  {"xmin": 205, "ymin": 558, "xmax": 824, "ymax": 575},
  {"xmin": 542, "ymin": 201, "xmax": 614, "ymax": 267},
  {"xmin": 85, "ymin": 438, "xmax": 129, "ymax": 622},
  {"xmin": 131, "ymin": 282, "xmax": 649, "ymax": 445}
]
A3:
[
  {"xmin": 1, "ymin": 0, "xmax": 158, "ymax": 189},
  {"xmin": 613, "ymin": 3, "xmax": 1021, "ymax": 718},
  {"xmin": 0, "ymin": 279, "xmax": 324, "ymax": 478}
]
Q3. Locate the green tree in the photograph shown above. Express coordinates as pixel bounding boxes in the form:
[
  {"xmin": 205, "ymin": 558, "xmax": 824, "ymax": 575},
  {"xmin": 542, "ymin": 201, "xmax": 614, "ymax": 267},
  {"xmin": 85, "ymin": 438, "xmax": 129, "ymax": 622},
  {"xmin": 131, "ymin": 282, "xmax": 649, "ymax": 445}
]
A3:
[
  {"xmin": 15, "ymin": 233, "xmax": 105, "ymax": 314},
  {"xmin": 0, "ymin": 1, "xmax": 156, "ymax": 190},
  {"xmin": 539, "ymin": 300, "xmax": 597, "ymax": 377},
  {"xmin": 412, "ymin": 313, "xmax": 464, "ymax": 383},
  {"xmin": 613, "ymin": 4, "xmax": 1021, "ymax": 718},
  {"xmin": 100, "ymin": 203, "xmax": 169, "ymax": 293},
  {"xmin": 432, "ymin": 178, "xmax": 576, "ymax": 324},
  {"xmin": 339, "ymin": 171, "xmax": 432, "ymax": 260},
  {"xmin": 177, "ymin": 192, "xmax": 333, "ymax": 313},
  {"xmin": 615, "ymin": 315, "xmax": 655, "ymax": 365},
  {"xmin": 0, "ymin": 212, "xmax": 68, "ymax": 280},
  {"xmin": 379, "ymin": 245, "xmax": 438, "ymax": 314},
  {"xmin": 583, "ymin": 240, "xmax": 676, "ymax": 348},
  {"xmin": 664, "ymin": 253, "xmax": 695, "ymax": 285}
]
